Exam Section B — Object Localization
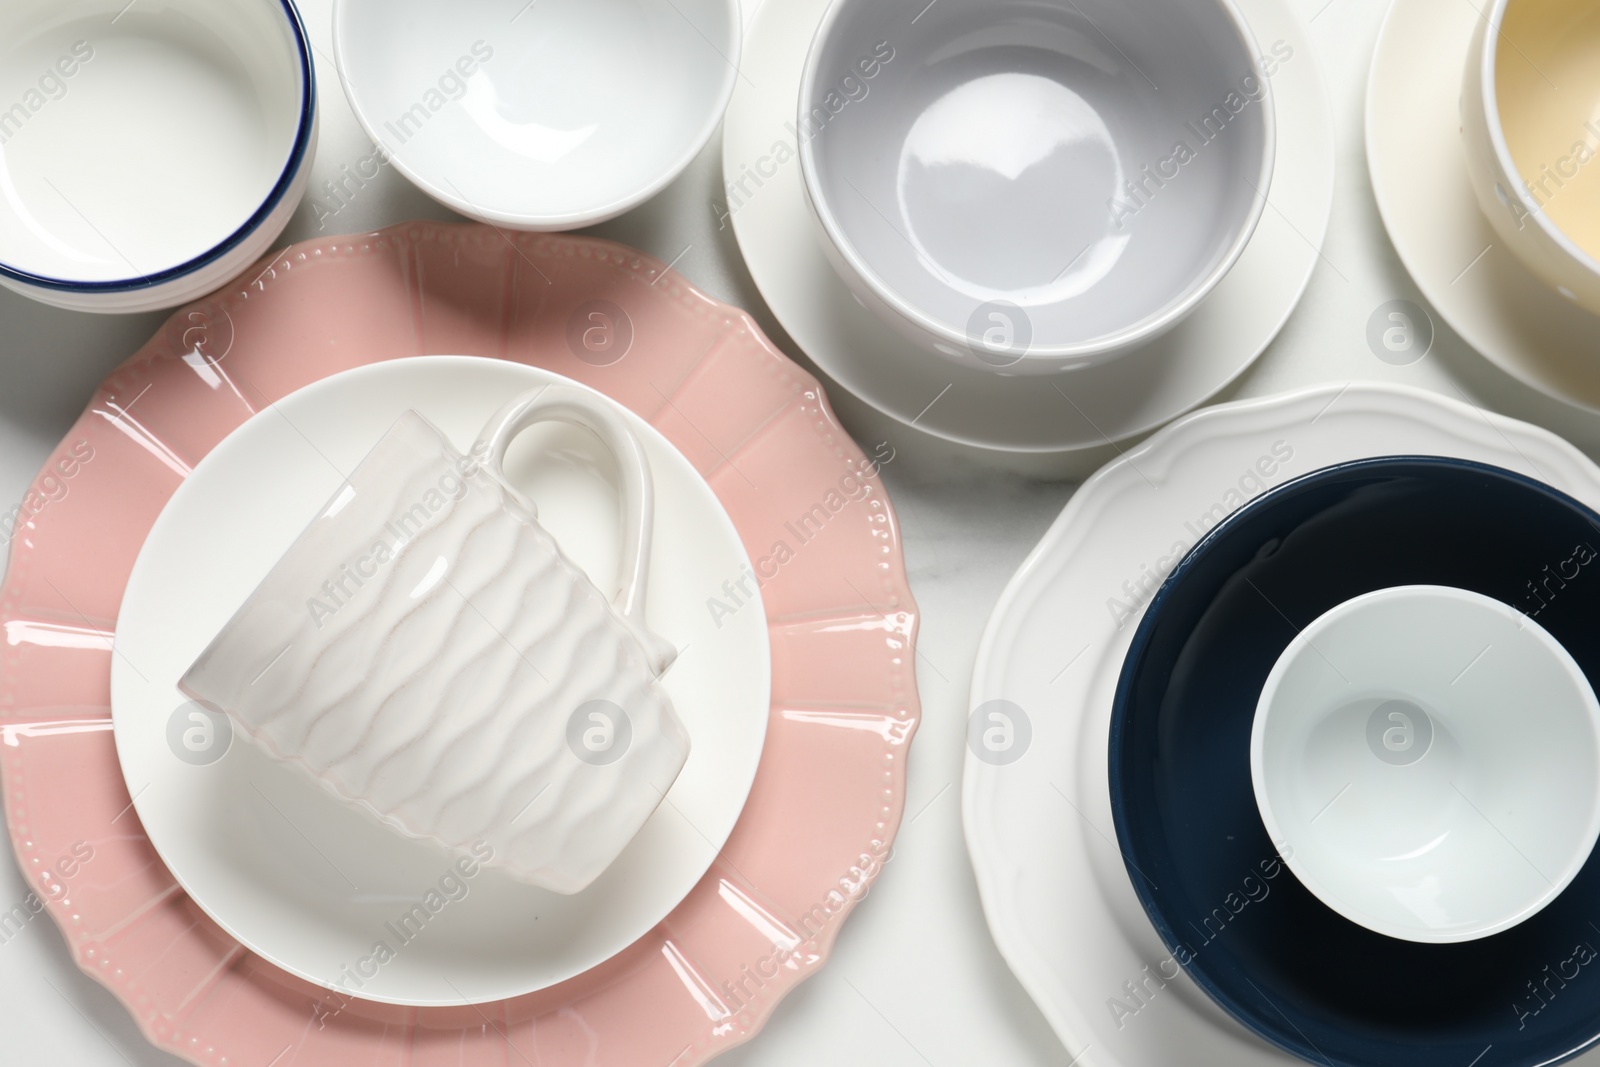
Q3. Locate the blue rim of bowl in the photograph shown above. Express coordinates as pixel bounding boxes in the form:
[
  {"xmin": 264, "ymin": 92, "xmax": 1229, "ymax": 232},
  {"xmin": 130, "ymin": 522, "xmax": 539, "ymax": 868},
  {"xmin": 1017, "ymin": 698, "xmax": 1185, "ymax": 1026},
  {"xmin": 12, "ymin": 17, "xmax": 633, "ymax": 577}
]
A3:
[
  {"xmin": 0, "ymin": 0, "xmax": 317, "ymax": 296},
  {"xmin": 1108, "ymin": 453, "xmax": 1600, "ymax": 1067}
]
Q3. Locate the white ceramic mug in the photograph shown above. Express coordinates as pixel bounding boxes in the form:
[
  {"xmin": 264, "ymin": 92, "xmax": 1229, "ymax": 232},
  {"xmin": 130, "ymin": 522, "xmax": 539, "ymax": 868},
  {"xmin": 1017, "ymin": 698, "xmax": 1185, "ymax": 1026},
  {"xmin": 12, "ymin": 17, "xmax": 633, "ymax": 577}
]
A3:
[
  {"xmin": 180, "ymin": 385, "xmax": 689, "ymax": 895},
  {"xmin": 1461, "ymin": 0, "xmax": 1600, "ymax": 314}
]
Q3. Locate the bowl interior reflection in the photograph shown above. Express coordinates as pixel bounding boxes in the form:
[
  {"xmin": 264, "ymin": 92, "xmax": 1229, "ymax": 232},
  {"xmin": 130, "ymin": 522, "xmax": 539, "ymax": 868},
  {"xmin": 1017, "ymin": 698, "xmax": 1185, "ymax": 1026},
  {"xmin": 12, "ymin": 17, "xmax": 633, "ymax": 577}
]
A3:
[
  {"xmin": 1253, "ymin": 584, "xmax": 1600, "ymax": 945},
  {"xmin": 802, "ymin": 0, "xmax": 1274, "ymax": 355}
]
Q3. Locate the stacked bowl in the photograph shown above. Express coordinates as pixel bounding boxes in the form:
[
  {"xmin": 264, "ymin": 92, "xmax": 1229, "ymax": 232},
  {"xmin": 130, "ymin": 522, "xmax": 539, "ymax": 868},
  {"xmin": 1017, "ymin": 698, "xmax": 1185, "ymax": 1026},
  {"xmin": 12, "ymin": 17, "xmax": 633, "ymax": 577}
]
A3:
[{"xmin": 1109, "ymin": 455, "xmax": 1600, "ymax": 1067}]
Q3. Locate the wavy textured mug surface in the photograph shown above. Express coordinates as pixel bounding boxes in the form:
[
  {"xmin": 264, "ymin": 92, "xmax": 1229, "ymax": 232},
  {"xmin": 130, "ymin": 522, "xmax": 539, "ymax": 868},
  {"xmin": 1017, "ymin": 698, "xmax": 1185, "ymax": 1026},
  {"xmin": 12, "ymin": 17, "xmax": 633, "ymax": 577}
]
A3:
[{"xmin": 179, "ymin": 408, "xmax": 688, "ymax": 895}]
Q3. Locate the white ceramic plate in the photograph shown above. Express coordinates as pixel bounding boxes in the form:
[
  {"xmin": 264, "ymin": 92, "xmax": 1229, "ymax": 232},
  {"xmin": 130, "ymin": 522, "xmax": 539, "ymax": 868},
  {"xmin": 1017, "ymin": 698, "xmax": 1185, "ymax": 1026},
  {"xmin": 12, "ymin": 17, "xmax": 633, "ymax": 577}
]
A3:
[
  {"xmin": 1367, "ymin": 0, "xmax": 1600, "ymax": 413},
  {"xmin": 111, "ymin": 356, "xmax": 771, "ymax": 1007},
  {"xmin": 962, "ymin": 381, "xmax": 1600, "ymax": 1066},
  {"xmin": 723, "ymin": 0, "xmax": 1333, "ymax": 453}
]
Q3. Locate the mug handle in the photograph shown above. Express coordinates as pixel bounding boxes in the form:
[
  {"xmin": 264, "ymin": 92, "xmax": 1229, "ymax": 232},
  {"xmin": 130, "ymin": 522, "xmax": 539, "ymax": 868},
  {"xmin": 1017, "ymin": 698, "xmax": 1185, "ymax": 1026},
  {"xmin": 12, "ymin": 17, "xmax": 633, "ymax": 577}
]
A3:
[{"xmin": 471, "ymin": 385, "xmax": 675, "ymax": 676}]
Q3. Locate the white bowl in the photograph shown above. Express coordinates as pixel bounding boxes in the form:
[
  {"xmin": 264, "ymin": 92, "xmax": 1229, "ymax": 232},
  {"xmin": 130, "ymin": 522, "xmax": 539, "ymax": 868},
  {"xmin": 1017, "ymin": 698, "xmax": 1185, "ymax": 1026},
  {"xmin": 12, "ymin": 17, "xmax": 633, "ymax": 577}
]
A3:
[
  {"xmin": 1252, "ymin": 584, "xmax": 1600, "ymax": 944},
  {"xmin": 1461, "ymin": 0, "xmax": 1600, "ymax": 316},
  {"xmin": 797, "ymin": 0, "xmax": 1275, "ymax": 375},
  {"xmin": 0, "ymin": 0, "xmax": 316, "ymax": 313},
  {"xmin": 333, "ymin": 0, "xmax": 740, "ymax": 232}
]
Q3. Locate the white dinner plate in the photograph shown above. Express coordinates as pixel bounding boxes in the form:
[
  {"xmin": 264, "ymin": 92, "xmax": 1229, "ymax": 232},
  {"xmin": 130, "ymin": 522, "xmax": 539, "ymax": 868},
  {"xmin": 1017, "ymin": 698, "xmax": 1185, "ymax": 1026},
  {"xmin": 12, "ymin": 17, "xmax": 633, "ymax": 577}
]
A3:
[
  {"xmin": 111, "ymin": 356, "xmax": 771, "ymax": 1006},
  {"xmin": 962, "ymin": 381, "xmax": 1600, "ymax": 1065},
  {"xmin": 723, "ymin": 0, "xmax": 1334, "ymax": 453},
  {"xmin": 1367, "ymin": 0, "xmax": 1600, "ymax": 413}
]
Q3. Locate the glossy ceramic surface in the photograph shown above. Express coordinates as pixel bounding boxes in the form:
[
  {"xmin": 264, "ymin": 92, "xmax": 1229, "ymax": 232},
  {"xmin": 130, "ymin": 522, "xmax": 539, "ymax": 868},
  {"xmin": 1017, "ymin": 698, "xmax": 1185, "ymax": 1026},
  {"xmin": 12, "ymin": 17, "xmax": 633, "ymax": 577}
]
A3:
[
  {"xmin": 799, "ymin": 0, "xmax": 1273, "ymax": 372},
  {"xmin": 116, "ymin": 361, "xmax": 761, "ymax": 1011},
  {"xmin": 1461, "ymin": 0, "xmax": 1600, "ymax": 315},
  {"xmin": 1368, "ymin": 0, "xmax": 1600, "ymax": 414},
  {"xmin": 1112, "ymin": 457, "xmax": 1600, "ymax": 1066},
  {"xmin": 727, "ymin": 0, "xmax": 1331, "ymax": 449},
  {"xmin": 117, "ymin": 360, "xmax": 762, "ymax": 1004},
  {"xmin": 0, "ymin": 223, "xmax": 919, "ymax": 1065},
  {"xmin": 964, "ymin": 383, "xmax": 1600, "ymax": 1067},
  {"xmin": 178, "ymin": 384, "xmax": 691, "ymax": 899},
  {"xmin": 1491, "ymin": 0, "xmax": 1600, "ymax": 263},
  {"xmin": 0, "ymin": 0, "xmax": 316, "ymax": 312},
  {"xmin": 1252, "ymin": 583, "xmax": 1600, "ymax": 945},
  {"xmin": 334, "ymin": 0, "xmax": 739, "ymax": 231}
]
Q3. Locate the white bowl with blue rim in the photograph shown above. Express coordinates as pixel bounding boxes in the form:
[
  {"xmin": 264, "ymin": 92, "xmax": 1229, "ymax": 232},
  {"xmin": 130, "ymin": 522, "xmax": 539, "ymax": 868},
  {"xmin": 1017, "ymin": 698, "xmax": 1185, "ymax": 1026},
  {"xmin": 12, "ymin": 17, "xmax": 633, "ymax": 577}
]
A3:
[{"xmin": 0, "ymin": 0, "xmax": 317, "ymax": 313}]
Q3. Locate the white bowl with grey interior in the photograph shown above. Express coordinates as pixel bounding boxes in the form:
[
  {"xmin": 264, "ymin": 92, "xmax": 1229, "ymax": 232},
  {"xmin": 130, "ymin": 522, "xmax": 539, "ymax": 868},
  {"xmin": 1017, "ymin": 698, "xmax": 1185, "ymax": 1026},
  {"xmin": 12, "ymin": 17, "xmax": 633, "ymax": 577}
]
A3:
[{"xmin": 798, "ymin": 0, "xmax": 1275, "ymax": 374}]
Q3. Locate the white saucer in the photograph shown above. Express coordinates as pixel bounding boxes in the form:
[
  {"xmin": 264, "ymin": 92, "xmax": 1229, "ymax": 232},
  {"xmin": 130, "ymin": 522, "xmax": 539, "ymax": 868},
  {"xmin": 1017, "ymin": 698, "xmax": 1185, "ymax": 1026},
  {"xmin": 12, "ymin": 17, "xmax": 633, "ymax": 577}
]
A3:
[
  {"xmin": 111, "ymin": 356, "xmax": 771, "ymax": 1007},
  {"xmin": 723, "ymin": 0, "xmax": 1333, "ymax": 454},
  {"xmin": 962, "ymin": 382, "xmax": 1600, "ymax": 1065},
  {"xmin": 1368, "ymin": 0, "xmax": 1600, "ymax": 412}
]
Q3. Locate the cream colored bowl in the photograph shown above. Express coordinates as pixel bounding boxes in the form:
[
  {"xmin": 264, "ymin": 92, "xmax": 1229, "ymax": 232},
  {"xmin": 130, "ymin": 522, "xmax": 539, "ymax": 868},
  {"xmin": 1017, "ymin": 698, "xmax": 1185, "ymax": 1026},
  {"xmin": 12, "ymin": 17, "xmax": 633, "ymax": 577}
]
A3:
[{"xmin": 1461, "ymin": 0, "xmax": 1600, "ymax": 314}]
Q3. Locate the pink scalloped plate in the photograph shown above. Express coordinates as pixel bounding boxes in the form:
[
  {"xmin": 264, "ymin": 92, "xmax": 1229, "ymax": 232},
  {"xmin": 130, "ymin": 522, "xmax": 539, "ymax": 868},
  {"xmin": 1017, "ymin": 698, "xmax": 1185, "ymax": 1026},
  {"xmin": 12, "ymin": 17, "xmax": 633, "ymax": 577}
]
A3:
[{"xmin": 0, "ymin": 222, "xmax": 920, "ymax": 1067}]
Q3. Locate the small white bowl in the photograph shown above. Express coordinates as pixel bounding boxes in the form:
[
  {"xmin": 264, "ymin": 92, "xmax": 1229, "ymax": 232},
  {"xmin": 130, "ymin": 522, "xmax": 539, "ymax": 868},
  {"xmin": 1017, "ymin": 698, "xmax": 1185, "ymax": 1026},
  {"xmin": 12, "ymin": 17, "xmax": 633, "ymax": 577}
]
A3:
[
  {"xmin": 333, "ymin": 0, "xmax": 740, "ymax": 232},
  {"xmin": 1252, "ymin": 585, "xmax": 1600, "ymax": 944},
  {"xmin": 0, "ymin": 0, "xmax": 316, "ymax": 314},
  {"xmin": 1461, "ymin": 0, "xmax": 1600, "ymax": 315},
  {"xmin": 798, "ymin": 0, "xmax": 1275, "ymax": 374}
]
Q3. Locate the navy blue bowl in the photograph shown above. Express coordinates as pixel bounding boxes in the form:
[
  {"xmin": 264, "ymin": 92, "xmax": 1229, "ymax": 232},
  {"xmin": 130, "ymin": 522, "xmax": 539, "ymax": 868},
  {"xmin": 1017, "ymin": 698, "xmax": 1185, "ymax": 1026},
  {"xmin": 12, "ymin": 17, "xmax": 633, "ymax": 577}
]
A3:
[{"xmin": 1109, "ymin": 456, "xmax": 1600, "ymax": 1067}]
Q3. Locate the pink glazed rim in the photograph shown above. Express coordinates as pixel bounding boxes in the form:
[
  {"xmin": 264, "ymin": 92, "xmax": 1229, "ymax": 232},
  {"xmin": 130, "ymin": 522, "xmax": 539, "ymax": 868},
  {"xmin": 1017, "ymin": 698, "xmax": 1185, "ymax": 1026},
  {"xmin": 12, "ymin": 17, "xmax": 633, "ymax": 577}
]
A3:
[{"xmin": 0, "ymin": 222, "xmax": 920, "ymax": 1067}]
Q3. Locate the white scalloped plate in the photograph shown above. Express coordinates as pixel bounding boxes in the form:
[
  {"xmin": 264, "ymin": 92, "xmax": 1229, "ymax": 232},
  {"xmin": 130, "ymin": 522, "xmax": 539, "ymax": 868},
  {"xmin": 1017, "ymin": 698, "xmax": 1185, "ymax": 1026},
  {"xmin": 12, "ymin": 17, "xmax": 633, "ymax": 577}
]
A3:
[
  {"xmin": 963, "ymin": 381, "xmax": 1600, "ymax": 1065},
  {"xmin": 111, "ymin": 356, "xmax": 771, "ymax": 1006},
  {"xmin": 0, "ymin": 222, "xmax": 920, "ymax": 1067}
]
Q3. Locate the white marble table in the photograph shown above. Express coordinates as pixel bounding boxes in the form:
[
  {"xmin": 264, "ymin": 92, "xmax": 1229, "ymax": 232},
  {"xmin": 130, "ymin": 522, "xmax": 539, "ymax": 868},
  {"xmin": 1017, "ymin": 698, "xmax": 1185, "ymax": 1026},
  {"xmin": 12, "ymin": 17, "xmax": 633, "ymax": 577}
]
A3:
[{"xmin": 3, "ymin": 0, "xmax": 1598, "ymax": 1063}]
